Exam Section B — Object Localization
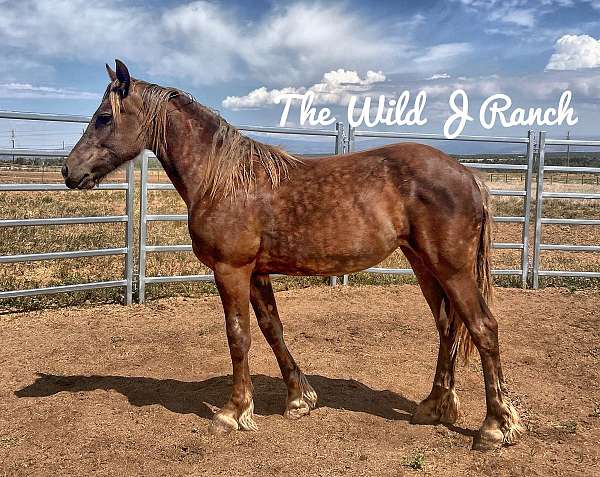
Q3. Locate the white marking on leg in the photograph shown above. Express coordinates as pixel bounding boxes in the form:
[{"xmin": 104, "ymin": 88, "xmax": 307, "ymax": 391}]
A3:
[
  {"xmin": 298, "ymin": 372, "xmax": 318, "ymax": 409},
  {"xmin": 238, "ymin": 398, "xmax": 258, "ymax": 431}
]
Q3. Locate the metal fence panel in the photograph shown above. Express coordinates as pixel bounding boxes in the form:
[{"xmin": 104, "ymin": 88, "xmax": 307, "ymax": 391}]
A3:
[
  {"xmin": 4, "ymin": 107, "xmax": 600, "ymax": 302},
  {"xmin": 0, "ymin": 159, "xmax": 136, "ymax": 302},
  {"xmin": 532, "ymin": 132, "xmax": 600, "ymax": 288},
  {"xmin": 0, "ymin": 110, "xmax": 137, "ymax": 303}
]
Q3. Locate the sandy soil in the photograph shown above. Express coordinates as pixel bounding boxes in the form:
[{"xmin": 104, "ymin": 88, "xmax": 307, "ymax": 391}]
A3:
[{"xmin": 1, "ymin": 285, "xmax": 599, "ymax": 476}]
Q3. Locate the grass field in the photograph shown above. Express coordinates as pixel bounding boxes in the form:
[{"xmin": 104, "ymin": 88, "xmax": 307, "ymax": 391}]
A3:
[{"xmin": 1, "ymin": 164, "xmax": 599, "ymax": 311}]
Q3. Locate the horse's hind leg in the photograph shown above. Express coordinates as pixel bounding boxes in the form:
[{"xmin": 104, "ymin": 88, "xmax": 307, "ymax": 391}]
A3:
[
  {"xmin": 250, "ymin": 273, "xmax": 317, "ymax": 419},
  {"xmin": 403, "ymin": 247, "xmax": 460, "ymax": 426},
  {"xmin": 439, "ymin": 270, "xmax": 523, "ymax": 449}
]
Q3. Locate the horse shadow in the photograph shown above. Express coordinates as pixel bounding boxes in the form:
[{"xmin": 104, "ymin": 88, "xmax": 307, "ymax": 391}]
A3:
[{"xmin": 14, "ymin": 373, "xmax": 474, "ymax": 436}]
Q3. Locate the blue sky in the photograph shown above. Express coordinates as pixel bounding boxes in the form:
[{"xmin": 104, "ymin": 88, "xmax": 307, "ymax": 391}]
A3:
[{"xmin": 1, "ymin": 0, "xmax": 600, "ymax": 153}]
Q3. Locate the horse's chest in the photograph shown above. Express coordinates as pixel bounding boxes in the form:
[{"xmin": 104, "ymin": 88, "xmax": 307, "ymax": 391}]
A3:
[{"xmin": 188, "ymin": 208, "xmax": 262, "ymax": 267}]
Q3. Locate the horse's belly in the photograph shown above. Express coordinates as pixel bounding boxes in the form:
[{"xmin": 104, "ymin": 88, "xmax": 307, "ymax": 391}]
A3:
[{"xmin": 256, "ymin": 219, "xmax": 404, "ymax": 275}]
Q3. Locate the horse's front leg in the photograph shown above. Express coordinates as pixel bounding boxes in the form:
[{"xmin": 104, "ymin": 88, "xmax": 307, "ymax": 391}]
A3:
[
  {"xmin": 209, "ymin": 262, "xmax": 257, "ymax": 434},
  {"xmin": 250, "ymin": 273, "xmax": 317, "ymax": 419}
]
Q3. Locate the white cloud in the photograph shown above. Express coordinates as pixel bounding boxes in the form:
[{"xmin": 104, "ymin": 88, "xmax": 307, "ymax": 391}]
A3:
[
  {"xmin": 414, "ymin": 43, "xmax": 473, "ymax": 68},
  {"xmin": 223, "ymin": 86, "xmax": 304, "ymax": 109},
  {"xmin": 489, "ymin": 7, "xmax": 535, "ymax": 27},
  {"xmin": 0, "ymin": 1, "xmax": 412, "ymax": 86},
  {"xmin": 425, "ymin": 73, "xmax": 451, "ymax": 80},
  {"xmin": 454, "ymin": 0, "xmax": 537, "ymax": 27},
  {"xmin": 452, "ymin": 0, "xmax": 583, "ymax": 29},
  {"xmin": 0, "ymin": 83, "xmax": 97, "ymax": 99},
  {"xmin": 322, "ymin": 69, "xmax": 386, "ymax": 87},
  {"xmin": 546, "ymin": 34, "xmax": 600, "ymax": 70},
  {"xmin": 0, "ymin": 1, "xmax": 474, "ymax": 86},
  {"xmin": 419, "ymin": 75, "xmax": 503, "ymax": 98},
  {"xmin": 416, "ymin": 69, "xmax": 600, "ymax": 104},
  {"xmin": 222, "ymin": 69, "xmax": 386, "ymax": 109}
]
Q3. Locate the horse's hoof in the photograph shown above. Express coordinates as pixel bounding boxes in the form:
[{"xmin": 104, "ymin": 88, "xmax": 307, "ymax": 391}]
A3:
[
  {"xmin": 209, "ymin": 412, "xmax": 239, "ymax": 435},
  {"xmin": 412, "ymin": 388, "xmax": 460, "ymax": 426},
  {"xmin": 410, "ymin": 411, "xmax": 440, "ymax": 425},
  {"xmin": 284, "ymin": 398, "xmax": 311, "ymax": 420},
  {"xmin": 472, "ymin": 428, "xmax": 504, "ymax": 451},
  {"xmin": 410, "ymin": 400, "xmax": 440, "ymax": 425}
]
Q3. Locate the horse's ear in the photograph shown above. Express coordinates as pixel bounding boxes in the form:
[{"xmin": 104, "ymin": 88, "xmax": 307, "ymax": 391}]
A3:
[
  {"xmin": 105, "ymin": 63, "xmax": 117, "ymax": 82},
  {"xmin": 114, "ymin": 59, "xmax": 130, "ymax": 98}
]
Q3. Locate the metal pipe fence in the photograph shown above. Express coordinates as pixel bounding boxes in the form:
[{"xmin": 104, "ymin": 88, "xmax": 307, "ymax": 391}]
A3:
[
  {"xmin": 345, "ymin": 127, "xmax": 535, "ymax": 287},
  {"xmin": 2, "ymin": 108, "xmax": 600, "ymax": 304},
  {"xmin": 532, "ymin": 132, "xmax": 600, "ymax": 288},
  {"xmin": 0, "ymin": 110, "xmax": 136, "ymax": 303}
]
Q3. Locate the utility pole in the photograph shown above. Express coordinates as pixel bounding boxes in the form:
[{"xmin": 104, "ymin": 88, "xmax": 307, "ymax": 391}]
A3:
[
  {"xmin": 566, "ymin": 130, "xmax": 571, "ymax": 184},
  {"xmin": 566, "ymin": 130, "xmax": 570, "ymax": 167},
  {"xmin": 10, "ymin": 129, "xmax": 15, "ymax": 165}
]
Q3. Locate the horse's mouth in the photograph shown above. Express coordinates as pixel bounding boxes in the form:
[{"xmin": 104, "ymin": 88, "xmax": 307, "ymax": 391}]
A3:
[
  {"xmin": 66, "ymin": 173, "xmax": 97, "ymax": 190},
  {"xmin": 78, "ymin": 177, "xmax": 97, "ymax": 189}
]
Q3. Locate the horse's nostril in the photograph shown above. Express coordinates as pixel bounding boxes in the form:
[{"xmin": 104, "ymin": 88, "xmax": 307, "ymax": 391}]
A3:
[{"xmin": 61, "ymin": 165, "xmax": 68, "ymax": 179}]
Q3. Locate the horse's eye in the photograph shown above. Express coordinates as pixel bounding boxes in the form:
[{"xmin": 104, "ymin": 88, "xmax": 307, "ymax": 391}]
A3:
[{"xmin": 95, "ymin": 114, "xmax": 112, "ymax": 127}]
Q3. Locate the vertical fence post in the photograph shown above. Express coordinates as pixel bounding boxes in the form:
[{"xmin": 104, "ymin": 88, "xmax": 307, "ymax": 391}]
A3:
[
  {"xmin": 138, "ymin": 150, "xmax": 149, "ymax": 303},
  {"xmin": 521, "ymin": 130, "xmax": 535, "ymax": 288},
  {"xmin": 341, "ymin": 126, "xmax": 355, "ymax": 286},
  {"xmin": 532, "ymin": 131, "xmax": 546, "ymax": 289},
  {"xmin": 329, "ymin": 121, "xmax": 346, "ymax": 287},
  {"xmin": 124, "ymin": 158, "xmax": 136, "ymax": 305}
]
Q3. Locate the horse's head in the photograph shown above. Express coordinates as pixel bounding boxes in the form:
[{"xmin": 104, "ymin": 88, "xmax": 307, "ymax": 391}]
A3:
[{"xmin": 62, "ymin": 60, "xmax": 145, "ymax": 189}]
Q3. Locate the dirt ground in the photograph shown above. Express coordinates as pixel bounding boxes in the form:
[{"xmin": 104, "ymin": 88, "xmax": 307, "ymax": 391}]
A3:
[{"xmin": 1, "ymin": 285, "xmax": 599, "ymax": 476}]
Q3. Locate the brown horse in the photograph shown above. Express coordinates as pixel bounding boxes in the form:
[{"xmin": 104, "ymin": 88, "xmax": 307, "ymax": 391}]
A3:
[{"xmin": 62, "ymin": 60, "xmax": 522, "ymax": 450}]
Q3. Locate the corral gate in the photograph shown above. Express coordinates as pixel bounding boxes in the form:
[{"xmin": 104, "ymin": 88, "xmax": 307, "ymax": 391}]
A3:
[
  {"xmin": 532, "ymin": 132, "xmax": 600, "ymax": 288},
  {"xmin": 341, "ymin": 128, "xmax": 535, "ymax": 288}
]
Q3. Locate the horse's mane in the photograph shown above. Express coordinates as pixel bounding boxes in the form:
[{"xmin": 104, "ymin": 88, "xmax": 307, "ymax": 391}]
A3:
[{"xmin": 108, "ymin": 80, "xmax": 303, "ymax": 200}]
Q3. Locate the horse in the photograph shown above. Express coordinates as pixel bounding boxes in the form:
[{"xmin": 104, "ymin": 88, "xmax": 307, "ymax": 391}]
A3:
[{"xmin": 62, "ymin": 60, "xmax": 522, "ymax": 450}]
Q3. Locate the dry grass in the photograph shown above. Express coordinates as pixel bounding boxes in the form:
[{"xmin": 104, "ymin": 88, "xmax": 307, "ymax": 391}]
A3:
[{"xmin": 1, "ymin": 169, "xmax": 599, "ymax": 311}]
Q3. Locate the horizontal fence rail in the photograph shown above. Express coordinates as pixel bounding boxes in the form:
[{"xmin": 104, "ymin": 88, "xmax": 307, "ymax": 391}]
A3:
[
  {"xmin": 137, "ymin": 151, "xmax": 209, "ymax": 303},
  {"xmin": 0, "ymin": 160, "xmax": 135, "ymax": 303}
]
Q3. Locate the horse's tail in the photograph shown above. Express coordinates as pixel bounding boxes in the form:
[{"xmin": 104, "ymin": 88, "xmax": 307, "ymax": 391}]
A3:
[
  {"xmin": 474, "ymin": 173, "xmax": 494, "ymax": 307},
  {"xmin": 454, "ymin": 173, "xmax": 494, "ymax": 364}
]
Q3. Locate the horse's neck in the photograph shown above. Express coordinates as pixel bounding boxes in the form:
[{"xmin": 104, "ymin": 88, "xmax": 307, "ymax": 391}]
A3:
[{"xmin": 152, "ymin": 104, "xmax": 218, "ymax": 206}]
